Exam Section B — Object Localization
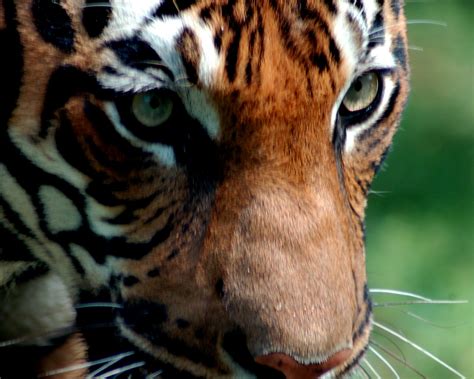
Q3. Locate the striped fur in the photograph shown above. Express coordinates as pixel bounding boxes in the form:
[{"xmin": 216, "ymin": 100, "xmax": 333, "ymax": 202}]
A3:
[{"xmin": 0, "ymin": 0, "xmax": 409, "ymax": 378}]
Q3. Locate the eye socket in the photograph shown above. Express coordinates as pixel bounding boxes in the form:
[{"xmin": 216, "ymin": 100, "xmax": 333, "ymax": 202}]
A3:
[
  {"xmin": 131, "ymin": 91, "xmax": 174, "ymax": 127},
  {"xmin": 339, "ymin": 72, "xmax": 382, "ymax": 124}
]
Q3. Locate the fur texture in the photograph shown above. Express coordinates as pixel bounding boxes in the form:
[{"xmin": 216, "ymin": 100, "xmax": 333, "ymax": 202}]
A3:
[{"xmin": 0, "ymin": 0, "xmax": 409, "ymax": 377}]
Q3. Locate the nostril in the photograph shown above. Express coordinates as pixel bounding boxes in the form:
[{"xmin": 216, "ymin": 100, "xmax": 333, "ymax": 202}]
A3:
[{"xmin": 255, "ymin": 349, "xmax": 352, "ymax": 379}]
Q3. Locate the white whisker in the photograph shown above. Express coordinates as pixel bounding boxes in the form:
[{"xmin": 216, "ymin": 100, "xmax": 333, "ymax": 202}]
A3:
[
  {"xmin": 357, "ymin": 363, "xmax": 372, "ymax": 379},
  {"xmin": 97, "ymin": 361, "xmax": 146, "ymax": 378},
  {"xmin": 373, "ymin": 321, "xmax": 466, "ymax": 378},
  {"xmin": 369, "ymin": 288, "xmax": 432, "ymax": 301},
  {"xmin": 368, "ymin": 345, "xmax": 401, "ymax": 379},
  {"xmin": 402, "ymin": 310, "xmax": 468, "ymax": 328},
  {"xmin": 146, "ymin": 370, "xmax": 164, "ymax": 379},
  {"xmin": 38, "ymin": 352, "xmax": 134, "ymax": 378},
  {"xmin": 87, "ymin": 352, "xmax": 135, "ymax": 378},
  {"xmin": 408, "ymin": 45, "xmax": 424, "ymax": 52},
  {"xmin": 75, "ymin": 302, "xmax": 123, "ymax": 309},
  {"xmin": 0, "ymin": 326, "xmax": 75, "ymax": 348},
  {"xmin": 81, "ymin": 2, "xmax": 111, "ymax": 8},
  {"xmin": 363, "ymin": 358, "xmax": 382, "ymax": 379},
  {"xmin": 370, "ymin": 340, "xmax": 426, "ymax": 378},
  {"xmin": 373, "ymin": 299, "xmax": 468, "ymax": 307},
  {"xmin": 369, "ymin": 19, "xmax": 447, "ymax": 38}
]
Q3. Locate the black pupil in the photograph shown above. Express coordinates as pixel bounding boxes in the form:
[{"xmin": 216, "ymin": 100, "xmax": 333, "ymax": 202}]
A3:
[
  {"xmin": 149, "ymin": 95, "xmax": 162, "ymax": 109},
  {"xmin": 354, "ymin": 79, "xmax": 363, "ymax": 92}
]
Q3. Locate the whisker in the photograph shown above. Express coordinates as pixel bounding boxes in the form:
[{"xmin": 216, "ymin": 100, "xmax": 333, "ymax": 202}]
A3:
[
  {"xmin": 370, "ymin": 340, "xmax": 426, "ymax": 378},
  {"xmin": 369, "ymin": 289, "xmax": 432, "ymax": 301},
  {"xmin": 362, "ymin": 357, "xmax": 382, "ymax": 379},
  {"xmin": 373, "ymin": 321, "xmax": 466, "ymax": 378},
  {"xmin": 368, "ymin": 345, "xmax": 401, "ymax": 379},
  {"xmin": 0, "ymin": 326, "xmax": 76, "ymax": 348},
  {"xmin": 375, "ymin": 308, "xmax": 469, "ymax": 329},
  {"xmin": 146, "ymin": 370, "xmax": 164, "ymax": 379},
  {"xmin": 87, "ymin": 352, "xmax": 135, "ymax": 378},
  {"xmin": 371, "ymin": 330, "xmax": 407, "ymax": 362},
  {"xmin": 402, "ymin": 310, "xmax": 468, "ymax": 328},
  {"xmin": 365, "ymin": 36, "xmax": 425, "ymax": 52},
  {"xmin": 134, "ymin": 60, "xmax": 171, "ymax": 70},
  {"xmin": 369, "ymin": 19, "xmax": 447, "ymax": 38},
  {"xmin": 408, "ymin": 45, "xmax": 424, "ymax": 52},
  {"xmin": 368, "ymin": 189, "xmax": 391, "ymax": 197},
  {"xmin": 80, "ymin": 2, "xmax": 112, "ymax": 8},
  {"xmin": 97, "ymin": 361, "xmax": 146, "ymax": 378},
  {"xmin": 75, "ymin": 302, "xmax": 123, "ymax": 310},
  {"xmin": 405, "ymin": 19, "xmax": 448, "ymax": 27},
  {"xmin": 38, "ymin": 352, "xmax": 134, "ymax": 378},
  {"xmin": 358, "ymin": 363, "xmax": 372, "ymax": 379},
  {"xmin": 373, "ymin": 299, "xmax": 468, "ymax": 307}
]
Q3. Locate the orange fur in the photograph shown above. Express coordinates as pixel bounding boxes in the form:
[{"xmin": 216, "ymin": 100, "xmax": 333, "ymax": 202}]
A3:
[{"xmin": 0, "ymin": 0, "xmax": 409, "ymax": 377}]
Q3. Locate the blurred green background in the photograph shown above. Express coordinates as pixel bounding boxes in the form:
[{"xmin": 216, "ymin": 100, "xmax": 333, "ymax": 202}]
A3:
[{"xmin": 364, "ymin": 1, "xmax": 473, "ymax": 378}]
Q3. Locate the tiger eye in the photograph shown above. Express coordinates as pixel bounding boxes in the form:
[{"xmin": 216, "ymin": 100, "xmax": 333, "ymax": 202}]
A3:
[
  {"xmin": 342, "ymin": 72, "xmax": 379, "ymax": 113},
  {"xmin": 131, "ymin": 91, "xmax": 174, "ymax": 127}
]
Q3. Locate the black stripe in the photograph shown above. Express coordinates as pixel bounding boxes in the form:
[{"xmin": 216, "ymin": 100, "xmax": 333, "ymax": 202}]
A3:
[
  {"xmin": 178, "ymin": 28, "xmax": 199, "ymax": 85},
  {"xmin": 353, "ymin": 0, "xmax": 366, "ymax": 20},
  {"xmin": 82, "ymin": 0, "xmax": 112, "ymax": 38},
  {"xmin": 393, "ymin": 33, "xmax": 408, "ymax": 71},
  {"xmin": 83, "ymin": 100, "xmax": 154, "ymax": 175},
  {"xmin": 359, "ymin": 82, "xmax": 401, "ymax": 142},
  {"xmin": 322, "ymin": 0, "xmax": 337, "ymax": 14},
  {"xmin": 0, "ymin": 223, "xmax": 35, "ymax": 261},
  {"xmin": 2, "ymin": 263, "xmax": 50, "ymax": 286},
  {"xmin": 107, "ymin": 36, "xmax": 175, "ymax": 80},
  {"xmin": 391, "ymin": 0, "xmax": 401, "ymax": 18},
  {"xmin": 0, "ymin": 0, "xmax": 23, "ymax": 127},
  {"xmin": 245, "ymin": 28, "xmax": 257, "ymax": 85},
  {"xmin": 353, "ymin": 283, "xmax": 372, "ymax": 340},
  {"xmin": 40, "ymin": 65, "xmax": 103, "ymax": 138},
  {"xmin": 31, "ymin": 0, "xmax": 75, "ymax": 53},
  {"xmin": 371, "ymin": 145, "xmax": 391, "ymax": 175},
  {"xmin": 154, "ymin": 0, "xmax": 198, "ymax": 18},
  {"xmin": 368, "ymin": 10, "xmax": 384, "ymax": 48},
  {"xmin": 55, "ymin": 111, "xmax": 97, "ymax": 178},
  {"xmin": 0, "ymin": 196, "xmax": 36, "ymax": 240},
  {"xmin": 328, "ymin": 36, "xmax": 340, "ymax": 63},
  {"xmin": 225, "ymin": 28, "xmax": 241, "ymax": 82}
]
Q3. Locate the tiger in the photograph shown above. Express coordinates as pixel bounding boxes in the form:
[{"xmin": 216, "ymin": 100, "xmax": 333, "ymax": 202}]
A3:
[{"xmin": 0, "ymin": 0, "xmax": 410, "ymax": 378}]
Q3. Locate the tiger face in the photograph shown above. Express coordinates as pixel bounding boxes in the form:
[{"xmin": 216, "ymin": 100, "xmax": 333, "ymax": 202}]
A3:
[{"xmin": 0, "ymin": 0, "xmax": 409, "ymax": 377}]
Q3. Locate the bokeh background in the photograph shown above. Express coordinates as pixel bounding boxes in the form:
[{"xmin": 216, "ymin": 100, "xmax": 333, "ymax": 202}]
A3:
[{"xmin": 364, "ymin": 1, "xmax": 473, "ymax": 378}]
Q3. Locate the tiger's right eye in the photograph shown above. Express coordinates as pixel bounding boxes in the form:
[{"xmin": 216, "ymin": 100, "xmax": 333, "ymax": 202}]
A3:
[
  {"xmin": 339, "ymin": 71, "xmax": 383, "ymax": 125},
  {"xmin": 131, "ymin": 91, "xmax": 174, "ymax": 128}
]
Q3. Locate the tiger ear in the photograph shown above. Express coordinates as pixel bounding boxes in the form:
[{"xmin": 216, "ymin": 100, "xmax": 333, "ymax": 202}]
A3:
[{"xmin": 36, "ymin": 333, "xmax": 88, "ymax": 379}]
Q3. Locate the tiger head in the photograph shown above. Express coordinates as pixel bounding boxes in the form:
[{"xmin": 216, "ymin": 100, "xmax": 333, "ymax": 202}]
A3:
[{"xmin": 0, "ymin": 0, "xmax": 409, "ymax": 377}]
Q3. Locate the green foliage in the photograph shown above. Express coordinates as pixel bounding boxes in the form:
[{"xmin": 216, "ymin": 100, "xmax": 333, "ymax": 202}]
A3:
[{"xmin": 365, "ymin": 1, "xmax": 473, "ymax": 377}]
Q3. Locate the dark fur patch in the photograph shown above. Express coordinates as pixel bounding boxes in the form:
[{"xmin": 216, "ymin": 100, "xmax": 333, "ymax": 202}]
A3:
[
  {"xmin": 0, "ymin": 0, "xmax": 23, "ymax": 126},
  {"xmin": 32, "ymin": 0, "xmax": 75, "ymax": 53},
  {"xmin": 82, "ymin": 0, "xmax": 112, "ymax": 38},
  {"xmin": 393, "ymin": 33, "xmax": 408, "ymax": 71},
  {"xmin": 177, "ymin": 27, "xmax": 200, "ymax": 85},
  {"xmin": 122, "ymin": 275, "xmax": 140, "ymax": 287},
  {"xmin": 154, "ymin": 0, "xmax": 198, "ymax": 18}
]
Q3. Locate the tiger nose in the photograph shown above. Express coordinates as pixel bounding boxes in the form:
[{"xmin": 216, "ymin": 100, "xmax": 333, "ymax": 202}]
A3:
[{"xmin": 255, "ymin": 349, "xmax": 352, "ymax": 379}]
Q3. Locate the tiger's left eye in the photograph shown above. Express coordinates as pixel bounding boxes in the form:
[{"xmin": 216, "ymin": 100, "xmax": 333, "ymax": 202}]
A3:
[
  {"xmin": 131, "ymin": 91, "xmax": 174, "ymax": 127},
  {"xmin": 339, "ymin": 72, "xmax": 382, "ymax": 123}
]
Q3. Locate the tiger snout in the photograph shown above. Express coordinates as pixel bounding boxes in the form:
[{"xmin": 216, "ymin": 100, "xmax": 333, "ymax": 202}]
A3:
[{"xmin": 196, "ymin": 166, "xmax": 372, "ymax": 377}]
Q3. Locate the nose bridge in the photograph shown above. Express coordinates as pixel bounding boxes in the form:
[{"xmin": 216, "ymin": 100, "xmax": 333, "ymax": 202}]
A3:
[{"xmin": 203, "ymin": 154, "xmax": 360, "ymax": 358}]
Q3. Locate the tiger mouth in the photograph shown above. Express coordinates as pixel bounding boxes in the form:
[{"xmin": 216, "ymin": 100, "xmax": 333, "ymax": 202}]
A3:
[{"xmin": 113, "ymin": 321, "xmax": 371, "ymax": 379}]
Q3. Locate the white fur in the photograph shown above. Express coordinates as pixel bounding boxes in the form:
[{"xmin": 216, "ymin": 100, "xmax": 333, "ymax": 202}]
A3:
[
  {"xmin": 96, "ymin": 2, "xmax": 222, "ymax": 164},
  {"xmin": 39, "ymin": 186, "xmax": 82, "ymax": 233}
]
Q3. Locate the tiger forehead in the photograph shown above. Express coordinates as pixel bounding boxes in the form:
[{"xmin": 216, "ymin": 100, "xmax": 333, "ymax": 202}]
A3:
[{"xmin": 89, "ymin": 0, "xmax": 384, "ymax": 89}]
